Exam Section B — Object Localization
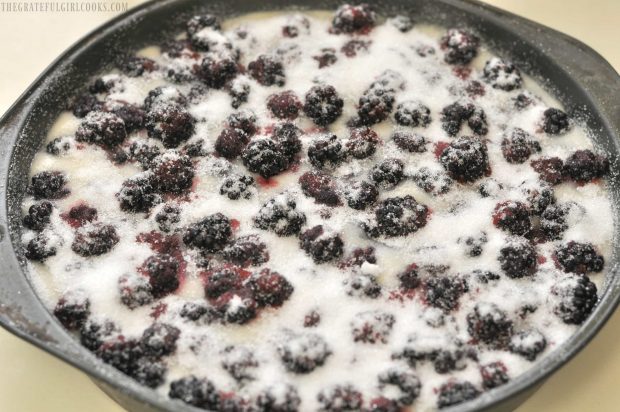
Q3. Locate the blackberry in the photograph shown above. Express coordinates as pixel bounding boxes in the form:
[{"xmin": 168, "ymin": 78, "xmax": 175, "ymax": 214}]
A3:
[
  {"xmin": 370, "ymin": 158, "xmax": 405, "ymax": 189},
  {"xmin": 222, "ymin": 235, "xmax": 269, "ymax": 267},
  {"xmin": 473, "ymin": 270, "xmax": 500, "ymax": 284},
  {"xmin": 80, "ymin": 319, "xmax": 118, "ymax": 351},
  {"xmin": 498, "ymin": 238, "xmax": 537, "ymax": 278},
  {"xmin": 509, "ymin": 330, "xmax": 547, "ymax": 361},
  {"xmin": 466, "ymin": 303, "xmax": 514, "ymax": 348},
  {"xmin": 368, "ymin": 398, "xmax": 400, "ymax": 412},
  {"xmin": 146, "ymin": 104, "xmax": 196, "ymax": 148},
  {"xmin": 331, "ymin": 3, "xmax": 376, "ymax": 34},
  {"xmin": 542, "ymin": 108, "xmax": 571, "ymax": 135},
  {"xmin": 46, "ymin": 136, "xmax": 73, "ymax": 155},
  {"xmin": 88, "ymin": 76, "xmax": 117, "ymax": 94},
  {"xmin": 204, "ymin": 267, "xmax": 244, "ymax": 299},
  {"xmin": 440, "ymin": 101, "xmax": 473, "ymax": 137},
  {"xmin": 227, "ymin": 109, "xmax": 258, "ymax": 136},
  {"xmin": 247, "ymin": 268, "xmax": 294, "ymax": 306},
  {"xmin": 317, "ymin": 385, "xmax": 363, "ymax": 411},
  {"xmin": 482, "ymin": 57, "xmax": 522, "ymax": 91},
  {"xmin": 492, "ymin": 201, "xmax": 532, "ymax": 236},
  {"xmin": 140, "ymin": 322, "xmax": 180, "ymax": 358},
  {"xmin": 467, "ymin": 106, "xmax": 488, "ymax": 135},
  {"xmin": 118, "ymin": 273, "xmax": 154, "ymax": 309},
  {"xmin": 28, "ymin": 171, "xmax": 69, "ymax": 200},
  {"xmin": 255, "ymin": 383, "xmax": 301, "ymax": 412},
  {"xmin": 563, "ymin": 149, "xmax": 609, "ymax": 183},
  {"xmin": 440, "ymin": 29, "xmax": 480, "ymax": 65},
  {"xmin": 397, "ymin": 264, "xmax": 420, "ymax": 289},
  {"xmin": 120, "ymin": 56, "xmax": 157, "ymax": 77},
  {"xmin": 221, "ymin": 345, "xmax": 258, "ymax": 381},
  {"xmin": 267, "ymin": 91, "xmax": 302, "ymax": 120},
  {"xmin": 345, "ymin": 274, "xmax": 382, "ymax": 298},
  {"xmin": 344, "ymin": 180, "xmax": 379, "ymax": 210},
  {"xmin": 339, "ymin": 247, "xmax": 376, "ymax": 268},
  {"xmin": 378, "ymin": 367, "xmax": 421, "ymax": 405},
  {"xmin": 23, "ymin": 201, "xmax": 53, "ymax": 231},
  {"xmin": 299, "ymin": 225, "xmax": 344, "ymax": 263},
  {"xmin": 220, "ymin": 174, "xmax": 255, "ymax": 200},
  {"xmin": 71, "ymin": 224, "xmax": 119, "ymax": 257},
  {"xmin": 144, "ymin": 86, "xmax": 188, "ymax": 112},
  {"xmin": 388, "ymin": 15, "xmax": 414, "ymax": 32},
  {"xmin": 97, "ymin": 338, "xmax": 144, "ymax": 376},
  {"xmin": 183, "ymin": 213, "xmax": 232, "ymax": 252},
  {"xmin": 340, "ymin": 39, "xmax": 371, "ymax": 57},
  {"xmin": 394, "ymin": 101, "xmax": 431, "ymax": 127},
  {"xmin": 117, "ymin": 175, "xmax": 161, "ymax": 213},
  {"xmin": 303, "ymin": 85, "xmax": 344, "ymax": 126},
  {"xmin": 304, "ymin": 310, "xmax": 321, "ymax": 327},
  {"xmin": 150, "ymin": 152, "xmax": 194, "ymax": 193},
  {"xmin": 345, "ymin": 127, "xmax": 379, "ymax": 159},
  {"xmin": 392, "ymin": 130, "xmax": 427, "ymax": 153},
  {"xmin": 531, "ymin": 157, "xmax": 565, "ymax": 185},
  {"xmin": 540, "ymin": 203, "xmax": 569, "ymax": 241},
  {"xmin": 248, "ymin": 55, "xmax": 285, "ymax": 86},
  {"xmin": 356, "ymin": 87, "xmax": 395, "ymax": 126},
  {"xmin": 53, "ymin": 291, "xmax": 90, "ymax": 330},
  {"xmin": 314, "ymin": 48, "xmax": 338, "ymax": 68},
  {"xmin": 132, "ymin": 357, "xmax": 167, "ymax": 388},
  {"xmin": 439, "ymin": 136, "xmax": 489, "ymax": 183},
  {"xmin": 424, "ymin": 276, "xmax": 467, "ymax": 312},
  {"xmin": 169, "ymin": 375, "xmax": 219, "ymax": 409},
  {"xmin": 106, "ymin": 102, "xmax": 146, "ymax": 133},
  {"xmin": 189, "ymin": 26, "xmax": 232, "ymax": 52},
  {"xmin": 217, "ymin": 395, "xmax": 249, "ymax": 412},
  {"xmin": 182, "ymin": 139, "xmax": 208, "ymax": 157},
  {"xmin": 501, "ymin": 128, "xmax": 541, "ymax": 164},
  {"xmin": 127, "ymin": 142, "xmax": 161, "ymax": 169},
  {"xmin": 142, "ymin": 254, "xmax": 180, "ymax": 298},
  {"xmin": 197, "ymin": 55, "xmax": 238, "ymax": 88},
  {"xmin": 215, "ymin": 127, "xmax": 250, "ymax": 159},
  {"xmin": 308, "ymin": 134, "xmax": 345, "ymax": 169},
  {"xmin": 458, "ymin": 232, "xmax": 488, "ymax": 257},
  {"xmin": 282, "ymin": 15, "xmax": 310, "ymax": 38},
  {"xmin": 524, "ymin": 184, "xmax": 555, "ymax": 215},
  {"xmin": 555, "ymin": 241, "xmax": 604, "ymax": 274},
  {"xmin": 299, "ymin": 171, "xmax": 341, "ymax": 206},
  {"xmin": 241, "ymin": 139, "xmax": 290, "ymax": 178},
  {"xmin": 412, "ymin": 167, "xmax": 454, "ymax": 196},
  {"xmin": 213, "ymin": 289, "xmax": 258, "ymax": 324},
  {"xmin": 71, "ymin": 93, "xmax": 102, "ymax": 118},
  {"xmin": 254, "ymin": 194, "xmax": 306, "ymax": 236},
  {"xmin": 350, "ymin": 310, "xmax": 395, "ymax": 344},
  {"xmin": 513, "ymin": 92, "xmax": 534, "ymax": 110},
  {"xmin": 480, "ymin": 362, "xmax": 509, "ymax": 390},
  {"xmin": 186, "ymin": 14, "xmax": 222, "ymax": 36},
  {"xmin": 155, "ymin": 204, "xmax": 181, "ymax": 232},
  {"xmin": 66, "ymin": 204, "xmax": 98, "ymax": 226},
  {"xmin": 278, "ymin": 332, "xmax": 331, "ymax": 373},
  {"xmin": 179, "ymin": 301, "xmax": 218, "ymax": 322},
  {"xmin": 75, "ymin": 111, "xmax": 127, "ymax": 147},
  {"xmin": 229, "ymin": 76, "xmax": 251, "ymax": 108},
  {"xmin": 366, "ymin": 196, "xmax": 428, "ymax": 238},
  {"xmin": 272, "ymin": 122, "xmax": 303, "ymax": 160},
  {"xmin": 552, "ymin": 275, "xmax": 597, "ymax": 324}
]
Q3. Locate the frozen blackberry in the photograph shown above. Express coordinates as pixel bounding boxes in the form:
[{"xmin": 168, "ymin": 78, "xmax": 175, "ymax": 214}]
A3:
[
  {"xmin": 308, "ymin": 134, "xmax": 345, "ymax": 169},
  {"xmin": 412, "ymin": 167, "xmax": 453, "ymax": 196},
  {"xmin": 53, "ymin": 291, "xmax": 90, "ymax": 330},
  {"xmin": 215, "ymin": 127, "xmax": 250, "ymax": 160},
  {"xmin": 397, "ymin": 264, "xmax": 420, "ymax": 289},
  {"xmin": 392, "ymin": 130, "xmax": 427, "ymax": 153},
  {"xmin": 150, "ymin": 152, "xmax": 194, "ymax": 193},
  {"xmin": 247, "ymin": 268, "xmax": 294, "ymax": 306},
  {"xmin": 213, "ymin": 289, "xmax": 258, "ymax": 324},
  {"xmin": 340, "ymin": 39, "xmax": 371, "ymax": 57},
  {"xmin": 440, "ymin": 101, "xmax": 487, "ymax": 136},
  {"xmin": 424, "ymin": 276, "xmax": 467, "ymax": 312},
  {"xmin": 378, "ymin": 367, "xmax": 421, "ymax": 405},
  {"xmin": 267, "ymin": 90, "xmax": 302, "ymax": 120},
  {"xmin": 76, "ymin": 111, "xmax": 127, "ymax": 147},
  {"xmin": 229, "ymin": 76, "xmax": 250, "ymax": 108},
  {"xmin": 71, "ymin": 93, "xmax": 102, "ymax": 118},
  {"xmin": 501, "ymin": 128, "xmax": 540, "ymax": 164},
  {"xmin": 467, "ymin": 106, "xmax": 488, "ymax": 135},
  {"xmin": 117, "ymin": 175, "xmax": 161, "ymax": 213},
  {"xmin": 299, "ymin": 225, "xmax": 344, "ymax": 263},
  {"xmin": 23, "ymin": 201, "xmax": 53, "ymax": 231},
  {"xmin": 482, "ymin": 57, "xmax": 522, "ymax": 90},
  {"xmin": 439, "ymin": 136, "xmax": 489, "ymax": 183},
  {"xmin": 144, "ymin": 86, "xmax": 188, "ymax": 112},
  {"xmin": 466, "ymin": 302, "xmax": 513, "ymax": 348},
  {"xmin": 222, "ymin": 235, "xmax": 269, "ymax": 267},
  {"xmin": 179, "ymin": 301, "xmax": 218, "ymax": 322},
  {"xmin": 272, "ymin": 122, "xmax": 303, "ymax": 161},
  {"xmin": 197, "ymin": 55, "xmax": 238, "ymax": 88},
  {"xmin": 220, "ymin": 174, "xmax": 255, "ymax": 200},
  {"xmin": 187, "ymin": 14, "xmax": 222, "ymax": 36},
  {"xmin": 80, "ymin": 319, "xmax": 119, "ymax": 351},
  {"xmin": 458, "ymin": 232, "xmax": 488, "ymax": 257},
  {"xmin": 563, "ymin": 149, "xmax": 609, "ymax": 183},
  {"xmin": 254, "ymin": 195, "xmax": 306, "ymax": 236},
  {"xmin": 345, "ymin": 127, "xmax": 379, "ymax": 159},
  {"xmin": 314, "ymin": 48, "xmax": 338, "ymax": 68},
  {"xmin": 248, "ymin": 55, "xmax": 285, "ymax": 86},
  {"xmin": 106, "ymin": 101, "xmax": 146, "ymax": 133},
  {"xmin": 317, "ymin": 384, "xmax": 363, "ymax": 411},
  {"xmin": 531, "ymin": 157, "xmax": 565, "ymax": 185},
  {"xmin": 28, "ymin": 171, "xmax": 69, "ymax": 200},
  {"xmin": 227, "ymin": 109, "xmax": 258, "ymax": 136},
  {"xmin": 169, "ymin": 375, "xmax": 220, "ymax": 409},
  {"xmin": 241, "ymin": 139, "xmax": 290, "ymax": 178},
  {"xmin": 440, "ymin": 29, "xmax": 480, "ymax": 65},
  {"xmin": 278, "ymin": 332, "xmax": 331, "ymax": 373},
  {"xmin": 46, "ymin": 136, "xmax": 73, "ymax": 155},
  {"xmin": 146, "ymin": 104, "xmax": 196, "ymax": 148},
  {"xmin": 388, "ymin": 15, "xmax": 414, "ymax": 32},
  {"xmin": 127, "ymin": 142, "xmax": 161, "ymax": 170},
  {"xmin": 183, "ymin": 213, "xmax": 232, "ymax": 252},
  {"xmin": 140, "ymin": 322, "xmax": 180, "ymax": 358},
  {"xmin": 118, "ymin": 273, "xmax": 154, "ymax": 309},
  {"xmin": 344, "ymin": 180, "xmax": 379, "ymax": 210},
  {"xmin": 65, "ymin": 204, "xmax": 98, "ymax": 227},
  {"xmin": 97, "ymin": 338, "xmax": 144, "ymax": 376},
  {"xmin": 394, "ymin": 101, "xmax": 431, "ymax": 127},
  {"xmin": 155, "ymin": 204, "xmax": 181, "ymax": 232},
  {"xmin": 142, "ymin": 254, "xmax": 180, "ymax": 298},
  {"xmin": 509, "ymin": 330, "xmax": 547, "ymax": 361},
  {"xmin": 351, "ymin": 310, "xmax": 395, "ymax": 344},
  {"xmin": 182, "ymin": 139, "xmax": 208, "ymax": 158},
  {"xmin": 299, "ymin": 171, "xmax": 341, "ymax": 206},
  {"xmin": 524, "ymin": 184, "xmax": 556, "ymax": 215},
  {"xmin": 255, "ymin": 383, "xmax": 301, "ymax": 412},
  {"xmin": 492, "ymin": 201, "xmax": 532, "ymax": 236},
  {"xmin": 480, "ymin": 362, "xmax": 509, "ymax": 390},
  {"xmin": 204, "ymin": 267, "xmax": 244, "ymax": 299},
  {"xmin": 542, "ymin": 108, "xmax": 571, "ymax": 135},
  {"xmin": 346, "ymin": 273, "xmax": 382, "ymax": 298},
  {"xmin": 331, "ymin": 3, "xmax": 376, "ymax": 34},
  {"xmin": 370, "ymin": 158, "xmax": 405, "ymax": 189},
  {"xmin": 221, "ymin": 345, "xmax": 259, "ymax": 381},
  {"xmin": 552, "ymin": 275, "xmax": 598, "ymax": 325},
  {"xmin": 540, "ymin": 203, "xmax": 569, "ymax": 241},
  {"xmin": 132, "ymin": 357, "xmax": 167, "ymax": 388},
  {"xmin": 498, "ymin": 238, "xmax": 537, "ymax": 278},
  {"xmin": 120, "ymin": 55, "xmax": 157, "ymax": 77},
  {"xmin": 71, "ymin": 224, "xmax": 119, "ymax": 257},
  {"xmin": 356, "ymin": 86, "xmax": 395, "ymax": 126},
  {"xmin": 555, "ymin": 241, "xmax": 604, "ymax": 274},
  {"xmin": 303, "ymin": 84, "xmax": 344, "ymax": 126},
  {"xmin": 366, "ymin": 196, "xmax": 428, "ymax": 238},
  {"xmin": 189, "ymin": 25, "xmax": 233, "ymax": 52}
]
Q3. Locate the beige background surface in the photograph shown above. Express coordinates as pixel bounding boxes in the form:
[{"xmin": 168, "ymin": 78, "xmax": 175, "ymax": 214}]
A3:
[{"xmin": 0, "ymin": 1, "xmax": 618, "ymax": 411}]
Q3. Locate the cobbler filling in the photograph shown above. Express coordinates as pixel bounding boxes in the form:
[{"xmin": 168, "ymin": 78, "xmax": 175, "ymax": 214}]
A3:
[{"xmin": 22, "ymin": 4, "xmax": 613, "ymax": 411}]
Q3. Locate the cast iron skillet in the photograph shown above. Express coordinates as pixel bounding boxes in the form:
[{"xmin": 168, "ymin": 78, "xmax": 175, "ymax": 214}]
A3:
[{"xmin": 0, "ymin": 0, "xmax": 618, "ymax": 411}]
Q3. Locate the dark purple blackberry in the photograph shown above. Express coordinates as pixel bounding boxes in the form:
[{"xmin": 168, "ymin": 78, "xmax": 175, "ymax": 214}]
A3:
[
  {"xmin": 466, "ymin": 303, "xmax": 513, "ymax": 348},
  {"xmin": 267, "ymin": 91, "xmax": 302, "ymax": 120},
  {"xmin": 53, "ymin": 291, "xmax": 90, "ymax": 330},
  {"xmin": 256, "ymin": 383, "xmax": 301, "ymax": 412},
  {"xmin": 105, "ymin": 101, "xmax": 146, "ymax": 132},
  {"xmin": 542, "ymin": 108, "xmax": 571, "ymax": 135},
  {"xmin": 272, "ymin": 122, "xmax": 303, "ymax": 161},
  {"xmin": 314, "ymin": 48, "xmax": 338, "ymax": 68},
  {"xmin": 389, "ymin": 15, "xmax": 414, "ymax": 32},
  {"xmin": 169, "ymin": 375, "xmax": 220, "ymax": 409},
  {"xmin": 344, "ymin": 180, "xmax": 379, "ymax": 210},
  {"xmin": 80, "ymin": 319, "xmax": 118, "ymax": 351},
  {"xmin": 143, "ymin": 254, "xmax": 180, "ymax": 298},
  {"xmin": 278, "ymin": 332, "xmax": 331, "ymax": 373},
  {"xmin": 187, "ymin": 14, "xmax": 222, "ymax": 36},
  {"xmin": 317, "ymin": 384, "xmax": 363, "ymax": 411},
  {"xmin": 370, "ymin": 159, "xmax": 405, "ymax": 189},
  {"xmin": 97, "ymin": 338, "xmax": 144, "ymax": 375},
  {"xmin": 440, "ymin": 29, "xmax": 480, "ymax": 65},
  {"xmin": 23, "ymin": 201, "xmax": 53, "ymax": 231},
  {"xmin": 501, "ymin": 128, "xmax": 540, "ymax": 164},
  {"xmin": 247, "ymin": 268, "xmax": 294, "ymax": 307},
  {"xmin": 254, "ymin": 195, "xmax": 306, "ymax": 236},
  {"xmin": 351, "ymin": 310, "xmax": 395, "ymax": 344},
  {"xmin": 150, "ymin": 152, "xmax": 195, "ymax": 193},
  {"xmin": 424, "ymin": 276, "xmax": 467, "ymax": 312},
  {"xmin": 439, "ymin": 136, "xmax": 489, "ymax": 183},
  {"xmin": 531, "ymin": 157, "xmax": 565, "ymax": 185},
  {"xmin": 392, "ymin": 130, "xmax": 426, "ymax": 153},
  {"xmin": 478, "ymin": 178, "xmax": 503, "ymax": 197},
  {"xmin": 144, "ymin": 86, "xmax": 188, "ymax": 112},
  {"xmin": 467, "ymin": 106, "xmax": 488, "ymax": 135},
  {"xmin": 71, "ymin": 224, "xmax": 119, "ymax": 257},
  {"xmin": 214, "ymin": 289, "xmax": 258, "ymax": 324},
  {"xmin": 498, "ymin": 238, "xmax": 537, "ymax": 278},
  {"xmin": 492, "ymin": 201, "xmax": 532, "ymax": 236},
  {"xmin": 221, "ymin": 345, "xmax": 259, "ymax": 381},
  {"xmin": 432, "ymin": 349, "xmax": 473, "ymax": 374},
  {"xmin": 121, "ymin": 56, "xmax": 158, "ymax": 77},
  {"xmin": 308, "ymin": 134, "xmax": 345, "ymax": 169},
  {"xmin": 331, "ymin": 3, "xmax": 376, "ymax": 34},
  {"xmin": 540, "ymin": 203, "xmax": 569, "ymax": 241},
  {"xmin": 118, "ymin": 273, "xmax": 154, "ymax": 309},
  {"xmin": 282, "ymin": 15, "xmax": 310, "ymax": 38},
  {"xmin": 71, "ymin": 93, "xmax": 102, "ymax": 118},
  {"xmin": 241, "ymin": 139, "xmax": 290, "ymax": 178},
  {"xmin": 345, "ymin": 273, "xmax": 382, "ymax": 298},
  {"xmin": 183, "ymin": 213, "xmax": 232, "ymax": 252},
  {"xmin": 132, "ymin": 357, "xmax": 167, "ymax": 388},
  {"xmin": 217, "ymin": 395, "xmax": 249, "ymax": 412},
  {"xmin": 188, "ymin": 24, "xmax": 231, "ymax": 51},
  {"xmin": 563, "ymin": 149, "xmax": 609, "ymax": 183},
  {"xmin": 179, "ymin": 301, "xmax": 218, "ymax": 322},
  {"xmin": 366, "ymin": 196, "xmax": 428, "ymax": 238},
  {"xmin": 146, "ymin": 104, "xmax": 196, "ymax": 148},
  {"xmin": 88, "ymin": 76, "xmax": 117, "ymax": 94},
  {"xmin": 215, "ymin": 127, "xmax": 250, "ymax": 160},
  {"xmin": 117, "ymin": 175, "xmax": 161, "ymax": 213},
  {"xmin": 509, "ymin": 330, "xmax": 547, "ymax": 361},
  {"xmin": 75, "ymin": 111, "xmax": 127, "ymax": 147},
  {"xmin": 127, "ymin": 142, "xmax": 161, "ymax": 170},
  {"xmin": 552, "ymin": 275, "xmax": 597, "ymax": 324},
  {"xmin": 220, "ymin": 174, "xmax": 255, "ymax": 200},
  {"xmin": 340, "ymin": 39, "xmax": 371, "ymax": 57},
  {"xmin": 412, "ymin": 167, "xmax": 454, "ymax": 196},
  {"xmin": 378, "ymin": 367, "xmax": 421, "ymax": 406},
  {"xmin": 303, "ymin": 84, "xmax": 344, "ymax": 126},
  {"xmin": 356, "ymin": 87, "xmax": 395, "ymax": 126},
  {"xmin": 474, "ymin": 270, "xmax": 500, "ymax": 284},
  {"xmin": 367, "ymin": 397, "xmax": 400, "ymax": 412},
  {"xmin": 197, "ymin": 55, "xmax": 238, "ymax": 88},
  {"xmin": 204, "ymin": 267, "xmax": 244, "ymax": 299},
  {"xmin": 182, "ymin": 139, "xmax": 208, "ymax": 158},
  {"xmin": 482, "ymin": 58, "xmax": 522, "ymax": 91},
  {"xmin": 345, "ymin": 127, "xmax": 379, "ymax": 159},
  {"xmin": 299, "ymin": 225, "xmax": 344, "ymax": 263},
  {"xmin": 222, "ymin": 235, "xmax": 269, "ymax": 267},
  {"xmin": 513, "ymin": 92, "xmax": 534, "ymax": 109},
  {"xmin": 248, "ymin": 55, "xmax": 285, "ymax": 86},
  {"xmin": 524, "ymin": 185, "xmax": 555, "ymax": 215},
  {"xmin": 394, "ymin": 101, "xmax": 431, "ymax": 127},
  {"xmin": 46, "ymin": 136, "xmax": 73, "ymax": 155},
  {"xmin": 155, "ymin": 204, "xmax": 181, "ymax": 232},
  {"xmin": 28, "ymin": 171, "xmax": 69, "ymax": 200},
  {"xmin": 458, "ymin": 232, "xmax": 488, "ymax": 257},
  {"xmin": 140, "ymin": 322, "xmax": 180, "ymax": 358},
  {"xmin": 66, "ymin": 204, "xmax": 98, "ymax": 226},
  {"xmin": 555, "ymin": 241, "xmax": 604, "ymax": 274},
  {"xmin": 397, "ymin": 264, "xmax": 420, "ymax": 289},
  {"xmin": 299, "ymin": 171, "xmax": 341, "ymax": 206},
  {"xmin": 227, "ymin": 109, "xmax": 257, "ymax": 136},
  {"xmin": 440, "ymin": 101, "xmax": 473, "ymax": 137},
  {"xmin": 229, "ymin": 76, "xmax": 250, "ymax": 108},
  {"xmin": 480, "ymin": 362, "xmax": 509, "ymax": 390}
]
